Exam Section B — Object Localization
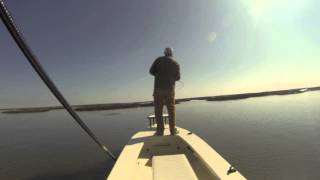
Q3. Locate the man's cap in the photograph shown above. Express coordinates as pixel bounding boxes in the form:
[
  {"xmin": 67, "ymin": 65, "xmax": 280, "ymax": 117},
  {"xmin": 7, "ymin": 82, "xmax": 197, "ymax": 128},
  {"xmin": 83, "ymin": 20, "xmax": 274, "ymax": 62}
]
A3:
[{"xmin": 164, "ymin": 47, "xmax": 173, "ymax": 56}]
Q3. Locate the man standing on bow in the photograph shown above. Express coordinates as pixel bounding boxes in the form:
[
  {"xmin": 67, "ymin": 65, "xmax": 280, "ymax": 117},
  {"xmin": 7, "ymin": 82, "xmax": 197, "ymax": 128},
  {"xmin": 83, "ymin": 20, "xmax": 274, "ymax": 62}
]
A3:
[{"xmin": 149, "ymin": 47, "xmax": 181, "ymax": 135}]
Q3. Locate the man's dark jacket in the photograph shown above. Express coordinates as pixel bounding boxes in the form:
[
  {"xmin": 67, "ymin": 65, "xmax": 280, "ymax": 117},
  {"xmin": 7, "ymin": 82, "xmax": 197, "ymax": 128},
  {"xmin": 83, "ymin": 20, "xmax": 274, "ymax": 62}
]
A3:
[{"xmin": 149, "ymin": 56, "xmax": 180, "ymax": 90}]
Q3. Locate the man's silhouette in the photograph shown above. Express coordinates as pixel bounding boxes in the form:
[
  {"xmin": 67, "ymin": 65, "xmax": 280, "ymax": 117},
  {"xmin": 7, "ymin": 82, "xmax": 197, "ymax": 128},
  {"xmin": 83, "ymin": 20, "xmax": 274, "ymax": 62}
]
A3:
[{"xmin": 149, "ymin": 47, "xmax": 180, "ymax": 135}]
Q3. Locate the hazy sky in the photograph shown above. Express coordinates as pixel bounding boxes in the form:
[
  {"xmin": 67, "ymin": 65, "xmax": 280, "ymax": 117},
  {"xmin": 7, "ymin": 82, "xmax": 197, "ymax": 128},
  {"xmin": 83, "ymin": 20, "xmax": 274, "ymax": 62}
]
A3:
[{"xmin": 1, "ymin": 0, "xmax": 319, "ymax": 108}]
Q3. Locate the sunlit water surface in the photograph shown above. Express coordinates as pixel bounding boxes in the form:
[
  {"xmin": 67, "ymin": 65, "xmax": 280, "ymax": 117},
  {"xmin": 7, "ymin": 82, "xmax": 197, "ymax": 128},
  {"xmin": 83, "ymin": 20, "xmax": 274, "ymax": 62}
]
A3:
[{"xmin": 1, "ymin": 92, "xmax": 320, "ymax": 180}]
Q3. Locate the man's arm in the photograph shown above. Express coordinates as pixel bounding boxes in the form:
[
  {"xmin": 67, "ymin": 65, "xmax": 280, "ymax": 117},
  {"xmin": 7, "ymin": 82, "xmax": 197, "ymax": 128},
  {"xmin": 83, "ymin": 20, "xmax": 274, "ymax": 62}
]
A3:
[
  {"xmin": 174, "ymin": 63, "xmax": 180, "ymax": 81},
  {"xmin": 149, "ymin": 59, "xmax": 158, "ymax": 76}
]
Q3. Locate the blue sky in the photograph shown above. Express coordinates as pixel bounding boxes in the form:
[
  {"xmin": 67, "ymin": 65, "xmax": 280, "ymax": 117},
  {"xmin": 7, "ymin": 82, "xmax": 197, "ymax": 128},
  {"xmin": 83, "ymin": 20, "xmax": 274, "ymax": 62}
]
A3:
[{"xmin": 1, "ymin": 0, "xmax": 320, "ymax": 108}]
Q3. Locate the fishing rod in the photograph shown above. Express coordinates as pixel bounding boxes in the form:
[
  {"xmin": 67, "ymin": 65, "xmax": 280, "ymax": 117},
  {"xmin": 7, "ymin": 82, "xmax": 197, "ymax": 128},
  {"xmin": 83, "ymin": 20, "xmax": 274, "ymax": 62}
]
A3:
[{"xmin": 0, "ymin": 0, "xmax": 116, "ymax": 161}]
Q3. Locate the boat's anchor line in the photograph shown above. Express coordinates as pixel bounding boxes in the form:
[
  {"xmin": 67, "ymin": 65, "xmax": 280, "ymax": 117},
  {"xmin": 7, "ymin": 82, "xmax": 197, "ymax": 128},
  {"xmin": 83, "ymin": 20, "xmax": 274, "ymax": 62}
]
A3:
[{"xmin": 0, "ymin": 0, "xmax": 116, "ymax": 161}]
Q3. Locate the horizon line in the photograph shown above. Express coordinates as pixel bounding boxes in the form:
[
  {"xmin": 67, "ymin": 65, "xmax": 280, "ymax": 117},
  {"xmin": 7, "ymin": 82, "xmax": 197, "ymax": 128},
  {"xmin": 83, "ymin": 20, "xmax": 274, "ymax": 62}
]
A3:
[{"xmin": 1, "ymin": 85, "xmax": 319, "ymax": 110}]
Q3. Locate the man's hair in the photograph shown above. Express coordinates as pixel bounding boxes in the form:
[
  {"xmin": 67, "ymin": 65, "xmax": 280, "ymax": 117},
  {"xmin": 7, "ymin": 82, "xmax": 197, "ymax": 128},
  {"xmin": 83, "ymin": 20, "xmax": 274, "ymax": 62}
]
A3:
[{"xmin": 164, "ymin": 47, "xmax": 173, "ymax": 56}]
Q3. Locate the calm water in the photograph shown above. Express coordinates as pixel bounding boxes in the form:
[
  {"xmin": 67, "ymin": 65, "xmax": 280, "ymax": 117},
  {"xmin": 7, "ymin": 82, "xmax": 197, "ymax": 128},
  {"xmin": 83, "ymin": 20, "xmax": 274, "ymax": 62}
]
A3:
[{"xmin": 1, "ymin": 92, "xmax": 320, "ymax": 180}]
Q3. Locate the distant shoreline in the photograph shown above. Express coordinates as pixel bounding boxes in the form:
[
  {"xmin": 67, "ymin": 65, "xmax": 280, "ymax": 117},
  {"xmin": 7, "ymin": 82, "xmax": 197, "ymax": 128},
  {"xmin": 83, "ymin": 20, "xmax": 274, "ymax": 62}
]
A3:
[{"xmin": 1, "ymin": 86, "xmax": 319, "ymax": 114}]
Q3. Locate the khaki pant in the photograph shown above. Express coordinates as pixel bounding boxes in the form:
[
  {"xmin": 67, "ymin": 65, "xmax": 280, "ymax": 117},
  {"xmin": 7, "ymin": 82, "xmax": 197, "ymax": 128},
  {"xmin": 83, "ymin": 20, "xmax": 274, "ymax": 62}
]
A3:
[{"xmin": 153, "ymin": 89, "xmax": 176, "ymax": 134}]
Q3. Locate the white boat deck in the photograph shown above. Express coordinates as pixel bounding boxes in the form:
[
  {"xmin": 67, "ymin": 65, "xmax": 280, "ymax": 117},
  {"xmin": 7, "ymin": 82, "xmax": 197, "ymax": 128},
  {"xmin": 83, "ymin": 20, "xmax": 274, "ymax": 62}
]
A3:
[
  {"xmin": 153, "ymin": 154, "xmax": 197, "ymax": 180},
  {"xmin": 107, "ymin": 126, "xmax": 246, "ymax": 180}
]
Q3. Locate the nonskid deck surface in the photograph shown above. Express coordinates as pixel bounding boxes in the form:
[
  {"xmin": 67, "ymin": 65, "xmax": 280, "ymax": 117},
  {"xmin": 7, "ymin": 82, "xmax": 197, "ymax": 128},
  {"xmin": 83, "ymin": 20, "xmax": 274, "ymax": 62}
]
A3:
[
  {"xmin": 131, "ymin": 127, "xmax": 214, "ymax": 180},
  {"xmin": 107, "ymin": 126, "xmax": 246, "ymax": 180},
  {"xmin": 152, "ymin": 154, "xmax": 198, "ymax": 180}
]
